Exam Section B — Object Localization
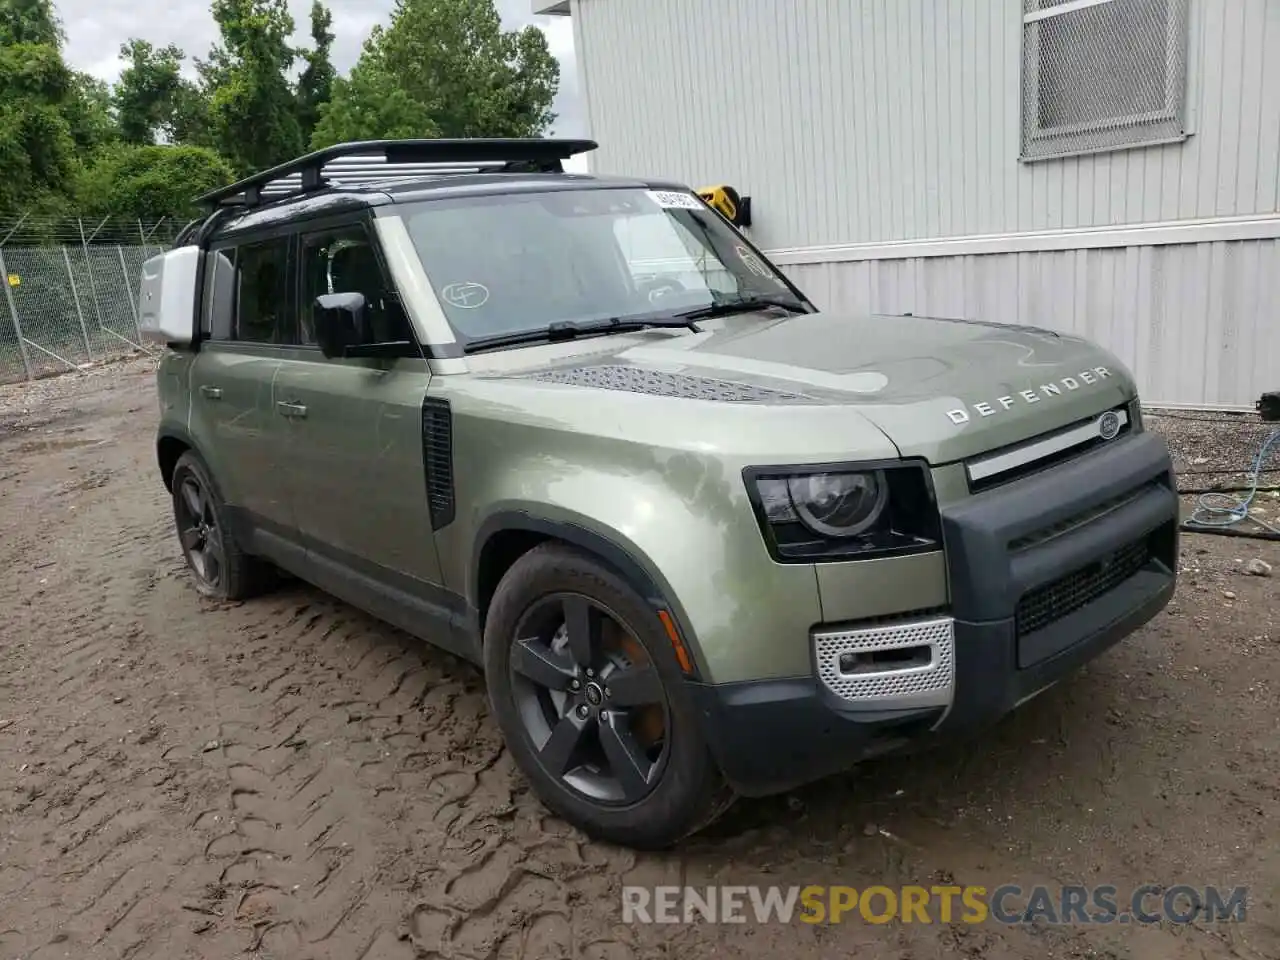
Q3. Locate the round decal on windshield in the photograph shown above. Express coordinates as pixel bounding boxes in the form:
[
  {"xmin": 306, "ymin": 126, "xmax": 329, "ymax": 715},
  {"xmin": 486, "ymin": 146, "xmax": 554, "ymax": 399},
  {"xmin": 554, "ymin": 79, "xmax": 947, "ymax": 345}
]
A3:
[{"xmin": 441, "ymin": 281, "xmax": 490, "ymax": 309}]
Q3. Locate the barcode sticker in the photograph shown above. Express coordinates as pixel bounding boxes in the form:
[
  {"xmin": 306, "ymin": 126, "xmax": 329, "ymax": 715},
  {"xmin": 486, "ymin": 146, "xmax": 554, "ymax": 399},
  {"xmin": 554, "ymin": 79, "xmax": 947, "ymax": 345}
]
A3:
[{"xmin": 646, "ymin": 190, "xmax": 705, "ymax": 211}]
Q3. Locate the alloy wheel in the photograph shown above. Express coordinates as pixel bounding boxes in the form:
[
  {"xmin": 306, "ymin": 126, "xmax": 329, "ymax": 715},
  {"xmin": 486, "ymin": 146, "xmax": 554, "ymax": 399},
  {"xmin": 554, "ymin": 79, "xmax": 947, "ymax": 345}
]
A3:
[
  {"xmin": 176, "ymin": 475, "xmax": 225, "ymax": 591},
  {"xmin": 509, "ymin": 593, "xmax": 671, "ymax": 805}
]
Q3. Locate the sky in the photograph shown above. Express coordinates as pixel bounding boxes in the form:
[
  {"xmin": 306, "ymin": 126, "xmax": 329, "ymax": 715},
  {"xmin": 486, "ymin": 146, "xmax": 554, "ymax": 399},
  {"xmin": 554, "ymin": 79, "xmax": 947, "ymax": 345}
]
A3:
[{"xmin": 58, "ymin": 0, "xmax": 588, "ymax": 138}]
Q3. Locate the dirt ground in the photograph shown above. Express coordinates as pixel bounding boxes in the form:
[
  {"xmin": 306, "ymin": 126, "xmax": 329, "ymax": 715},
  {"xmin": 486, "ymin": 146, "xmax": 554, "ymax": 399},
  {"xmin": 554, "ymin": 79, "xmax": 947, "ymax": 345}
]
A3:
[{"xmin": 2, "ymin": 357, "xmax": 1279, "ymax": 960}]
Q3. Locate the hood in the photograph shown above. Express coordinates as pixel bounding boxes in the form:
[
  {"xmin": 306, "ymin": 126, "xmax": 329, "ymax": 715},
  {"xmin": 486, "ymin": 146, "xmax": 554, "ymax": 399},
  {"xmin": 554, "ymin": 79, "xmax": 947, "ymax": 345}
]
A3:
[{"xmin": 495, "ymin": 310, "xmax": 1135, "ymax": 465}]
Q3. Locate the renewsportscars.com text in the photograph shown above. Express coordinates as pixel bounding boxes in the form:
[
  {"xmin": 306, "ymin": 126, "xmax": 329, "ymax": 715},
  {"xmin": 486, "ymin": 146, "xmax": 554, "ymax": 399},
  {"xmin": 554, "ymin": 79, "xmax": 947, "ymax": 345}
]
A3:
[{"xmin": 621, "ymin": 884, "xmax": 1249, "ymax": 926}]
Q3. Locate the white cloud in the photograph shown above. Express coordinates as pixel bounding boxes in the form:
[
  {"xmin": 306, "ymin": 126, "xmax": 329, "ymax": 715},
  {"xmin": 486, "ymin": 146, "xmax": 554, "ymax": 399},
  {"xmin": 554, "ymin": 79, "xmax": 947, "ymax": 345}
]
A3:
[{"xmin": 58, "ymin": 0, "xmax": 586, "ymax": 136}]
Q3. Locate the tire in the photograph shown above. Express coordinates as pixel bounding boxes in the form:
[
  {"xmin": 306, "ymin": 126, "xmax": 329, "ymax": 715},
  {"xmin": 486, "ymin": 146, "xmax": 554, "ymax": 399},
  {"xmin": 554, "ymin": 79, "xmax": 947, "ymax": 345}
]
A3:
[
  {"xmin": 170, "ymin": 451, "xmax": 276, "ymax": 601},
  {"xmin": 483, "ymin": 543, "xmax": 732, "ymax": 849}
]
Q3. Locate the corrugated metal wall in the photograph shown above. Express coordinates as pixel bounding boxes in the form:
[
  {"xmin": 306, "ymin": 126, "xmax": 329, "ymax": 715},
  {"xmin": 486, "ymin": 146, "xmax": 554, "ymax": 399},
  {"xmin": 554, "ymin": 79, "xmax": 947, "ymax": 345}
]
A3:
[
  {"xmin": 571, "ymin": 0, "xmax": 1280, "ymax": 408},
  {"xmin": 575, "ymin": 0, "xmax": 1280, "ymax": 251},
  {"xmin": 786, "ymin": 239, "xmax": 1280, "ymax": 410}
]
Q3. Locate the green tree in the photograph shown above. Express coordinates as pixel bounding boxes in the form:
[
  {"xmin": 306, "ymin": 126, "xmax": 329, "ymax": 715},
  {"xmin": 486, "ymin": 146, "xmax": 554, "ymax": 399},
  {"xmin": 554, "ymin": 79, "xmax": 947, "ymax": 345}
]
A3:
[
  {"xmin": 0, "ymin": 0, "xmax": 61, "ymax": 46},
  {"xmin": 0, "ymin": 39, "xmax": 77, "ymax": 217},
  {"xmin": 167, "ymin": 84, "xmax": 215, "ymax": 149},
  {"xmin": 294, "ymin": 0, "xmax": 334, "ymax": 146},
  {"xmin": 206, "ymin": 0, "xmax": 304, "ymax": 173},
  {"xmin": 113, "ymin": 40, "xmax": 191, "ymax": 144},
  {"xmin": 110, "ymin": 36, "xmax": 217, "ymax": 151},
  {"xmin": 311, "ymin": 45, "xmax": 439, "ymax": 145},
  {"xmin": 63, "ymin": 72, "xmax": 118, "ymax": 152},
  {"xmin": 312, "ymin": 0, "xmax": 559, "ymax": 149},
  {"xmin": 74, "ymin": 143, "xmax": 235, "ymax": 221}
]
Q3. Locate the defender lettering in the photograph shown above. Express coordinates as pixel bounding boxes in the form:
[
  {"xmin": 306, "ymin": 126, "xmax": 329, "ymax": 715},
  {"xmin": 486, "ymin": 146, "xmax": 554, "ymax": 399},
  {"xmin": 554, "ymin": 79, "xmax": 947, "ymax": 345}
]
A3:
[{"xmin": 946, "ymin": 367, "xmax": 1112, "ymax": 425}]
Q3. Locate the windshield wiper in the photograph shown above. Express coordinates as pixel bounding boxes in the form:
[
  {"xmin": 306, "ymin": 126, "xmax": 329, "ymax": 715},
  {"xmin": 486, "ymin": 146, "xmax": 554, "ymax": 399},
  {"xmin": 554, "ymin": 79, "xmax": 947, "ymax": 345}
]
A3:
[
  {"xmin": 675, "ymin": 293, "xmax": 810, "ymax": 321},
  {"xmin": 462, "ymin": 316, "xmax": 701, "ymax": 354}
]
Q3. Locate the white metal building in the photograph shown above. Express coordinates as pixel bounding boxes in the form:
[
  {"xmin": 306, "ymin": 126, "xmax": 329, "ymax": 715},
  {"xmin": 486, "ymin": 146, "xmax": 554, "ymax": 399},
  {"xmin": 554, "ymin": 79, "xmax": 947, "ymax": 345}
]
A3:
[{"xmin": 535, "ymin": 0, "xmax": 1280, "ymax": 410}]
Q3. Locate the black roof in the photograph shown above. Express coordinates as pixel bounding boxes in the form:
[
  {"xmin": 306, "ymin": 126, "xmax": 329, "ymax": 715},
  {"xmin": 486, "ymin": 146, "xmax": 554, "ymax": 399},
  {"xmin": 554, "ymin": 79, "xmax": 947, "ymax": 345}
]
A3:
[{"xmin": 196, "ymin": 137, "xmax": 602, "ymax": 209}]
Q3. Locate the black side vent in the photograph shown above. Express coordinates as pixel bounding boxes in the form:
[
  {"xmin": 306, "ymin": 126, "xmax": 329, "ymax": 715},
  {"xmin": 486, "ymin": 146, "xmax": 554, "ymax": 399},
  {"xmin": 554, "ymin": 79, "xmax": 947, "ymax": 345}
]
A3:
[{"xmin": 421, "ymin": 397, "xmax": 455, "ymax": 530}]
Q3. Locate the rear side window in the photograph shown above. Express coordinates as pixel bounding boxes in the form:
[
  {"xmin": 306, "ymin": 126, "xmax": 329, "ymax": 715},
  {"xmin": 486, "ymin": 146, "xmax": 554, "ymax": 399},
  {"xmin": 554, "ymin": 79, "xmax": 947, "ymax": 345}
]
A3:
[{"xmin": 225, "ymin": 238, "xmax": 292, "ymax": 344}]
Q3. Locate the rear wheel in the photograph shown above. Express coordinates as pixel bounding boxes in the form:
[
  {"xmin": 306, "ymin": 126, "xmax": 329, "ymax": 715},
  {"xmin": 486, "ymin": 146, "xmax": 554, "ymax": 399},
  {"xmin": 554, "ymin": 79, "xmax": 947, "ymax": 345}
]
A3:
[
  {"xmin": 484, "ymin": 543, "xmax": 732, "ymax": 849},
  {"xmin": 170, "ymin": 452, "xmax": 275, "ymax": 601}
]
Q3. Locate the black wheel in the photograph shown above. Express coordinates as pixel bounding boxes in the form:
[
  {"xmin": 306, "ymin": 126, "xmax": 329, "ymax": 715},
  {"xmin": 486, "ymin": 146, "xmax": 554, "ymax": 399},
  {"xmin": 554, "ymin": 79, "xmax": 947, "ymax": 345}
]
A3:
[
  {"xmin": 483, "ymin": 543, "xmax": 732, "ymax": 849},
  {"xmin": 171, "ymin": 451, "xmax": 275, "ymax": 601}
]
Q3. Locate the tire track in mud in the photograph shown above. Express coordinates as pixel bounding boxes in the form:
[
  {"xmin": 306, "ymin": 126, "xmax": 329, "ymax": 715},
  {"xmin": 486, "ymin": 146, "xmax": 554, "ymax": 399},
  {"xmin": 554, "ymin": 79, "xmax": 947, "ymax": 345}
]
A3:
[
  {"xmin": 0, "ymin": 436, "xmax": 225, "ymax": 959},
  {"xmin": 1, "ymin": 388, "xmax": 641, "ymax": 960},
  {"xmin": 141, "ymin": 576, "xmax": 642, "ymax": 960}
]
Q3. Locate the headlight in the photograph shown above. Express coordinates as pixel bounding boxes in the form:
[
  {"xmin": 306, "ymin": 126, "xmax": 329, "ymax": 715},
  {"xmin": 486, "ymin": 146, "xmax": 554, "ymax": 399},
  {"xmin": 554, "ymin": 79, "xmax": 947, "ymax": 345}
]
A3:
[
  {"xmin": 746, "ymin": 462, "xmax": 941, "ymax": 563},
  {"xmin": 765, "ymin": 471, "xmax": 889, "ymax": 537}
]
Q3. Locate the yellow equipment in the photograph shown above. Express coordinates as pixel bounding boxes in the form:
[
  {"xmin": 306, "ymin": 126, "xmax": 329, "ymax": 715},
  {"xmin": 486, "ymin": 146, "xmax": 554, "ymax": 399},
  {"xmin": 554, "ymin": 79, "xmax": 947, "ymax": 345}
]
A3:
[{"xmin": 697, "ymin": 184, "xmax": 752, "ymax": 228}]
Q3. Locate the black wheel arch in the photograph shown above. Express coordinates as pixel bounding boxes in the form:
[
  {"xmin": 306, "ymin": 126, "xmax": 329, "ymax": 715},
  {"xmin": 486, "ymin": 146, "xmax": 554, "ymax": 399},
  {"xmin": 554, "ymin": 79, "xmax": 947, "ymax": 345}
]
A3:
[
  {"xmin": 471, "ymin": 512, "xmax": 705, "ymax": 680},
  {"xmin": 157, "ymin": 425, "xmax": 201, "ymax": 492}
]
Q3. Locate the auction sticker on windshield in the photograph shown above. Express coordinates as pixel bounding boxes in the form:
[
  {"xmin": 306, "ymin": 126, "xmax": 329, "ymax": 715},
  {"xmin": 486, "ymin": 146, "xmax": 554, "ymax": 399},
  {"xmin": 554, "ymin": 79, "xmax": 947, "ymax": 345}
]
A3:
[{"xmin": 647, "ymin": 190, "xmax": 705, "ymax": 211}]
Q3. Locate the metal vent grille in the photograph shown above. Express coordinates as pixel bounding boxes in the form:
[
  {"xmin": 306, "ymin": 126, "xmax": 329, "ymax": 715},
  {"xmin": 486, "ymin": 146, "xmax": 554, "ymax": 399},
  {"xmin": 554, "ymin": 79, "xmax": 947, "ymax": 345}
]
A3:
[
  {"xmin": 1016, "ymin": 537, "xmax": 1150, "ymax": 638},
  {"xmin": 813, "ymin": 617, "xmax": 954, "ymax": 710},
  {"xmin": 530, "ymin": 364, "xmax": 808, "ymax": 403},
  {"xmin": 1021, "ymin": 0, "xmax": 1189, "ymax": 161},
  {"xmin": 421, "ymin": 397, "xmax": 455, "ymax": 531}
]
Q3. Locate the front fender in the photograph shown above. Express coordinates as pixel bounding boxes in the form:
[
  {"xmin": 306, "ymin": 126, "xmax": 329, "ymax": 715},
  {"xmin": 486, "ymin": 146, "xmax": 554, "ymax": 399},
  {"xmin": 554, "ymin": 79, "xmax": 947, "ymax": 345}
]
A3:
[
  {"xmin": 470, "ymin": 505, "xmax": 707, "ymax": 674},
  {"xmin": 438, "ymin": 444, "xmax": 823, "ymax": 685}
]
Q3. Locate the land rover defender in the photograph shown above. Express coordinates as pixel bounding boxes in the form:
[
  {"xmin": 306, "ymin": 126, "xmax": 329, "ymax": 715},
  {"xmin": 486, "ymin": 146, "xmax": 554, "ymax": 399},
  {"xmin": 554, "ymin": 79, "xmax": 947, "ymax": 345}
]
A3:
[{"xmin": 142, "ymin": 139, "xmax": 1179, "ymax": 849}]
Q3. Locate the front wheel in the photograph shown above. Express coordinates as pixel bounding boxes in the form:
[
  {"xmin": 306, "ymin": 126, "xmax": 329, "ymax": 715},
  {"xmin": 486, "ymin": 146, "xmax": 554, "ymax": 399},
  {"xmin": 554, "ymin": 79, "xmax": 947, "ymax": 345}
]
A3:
[{"xmin": 483, "ymin": 544, "xmax": 731, "ymax": 849}]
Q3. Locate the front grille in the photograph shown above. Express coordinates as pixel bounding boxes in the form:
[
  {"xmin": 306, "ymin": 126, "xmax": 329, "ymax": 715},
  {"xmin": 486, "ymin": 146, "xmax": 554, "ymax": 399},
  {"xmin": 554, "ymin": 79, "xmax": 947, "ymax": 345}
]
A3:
[
  {"xmin": 1015, "ymin": 537, "xmax": 1151, "ymax": 638},
  {"xmin": 967, "ymin": 407, "xmax": 1133, "ymax": 493},
  {"xmin": 1009, "ymin": 481, "xmax": 1157, "ymax": 551}
]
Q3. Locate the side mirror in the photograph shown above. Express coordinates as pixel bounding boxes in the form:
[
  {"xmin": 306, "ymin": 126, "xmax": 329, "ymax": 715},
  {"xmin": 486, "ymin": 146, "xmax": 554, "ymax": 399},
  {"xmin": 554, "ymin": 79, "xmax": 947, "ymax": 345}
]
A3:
[{"xmin": 313, "ymin": 291, "xmax": 367, "ymax": 358}]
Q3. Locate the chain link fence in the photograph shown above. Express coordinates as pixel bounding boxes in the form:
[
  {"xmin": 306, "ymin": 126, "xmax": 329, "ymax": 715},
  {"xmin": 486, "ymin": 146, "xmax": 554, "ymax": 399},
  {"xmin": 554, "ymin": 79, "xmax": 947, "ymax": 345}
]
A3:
[
  {"xmin": 0, "ymin": 216, "xmax": 188, "ymax": 385},
  {"xmin": 1020, "ymin": 0, "xmax": 1190, "ymax": 161}
]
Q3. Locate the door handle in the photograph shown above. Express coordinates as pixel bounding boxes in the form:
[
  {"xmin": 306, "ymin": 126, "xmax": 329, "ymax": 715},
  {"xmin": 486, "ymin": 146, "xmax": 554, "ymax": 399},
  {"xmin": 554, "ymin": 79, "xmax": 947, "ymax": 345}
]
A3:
[
  {"xmin": 199, "ymin": 385, "xmax": 222, "ymax": 400},
  {"xmin": 276, "ymin": 401, "xmax": 308, "ymax": 419}
]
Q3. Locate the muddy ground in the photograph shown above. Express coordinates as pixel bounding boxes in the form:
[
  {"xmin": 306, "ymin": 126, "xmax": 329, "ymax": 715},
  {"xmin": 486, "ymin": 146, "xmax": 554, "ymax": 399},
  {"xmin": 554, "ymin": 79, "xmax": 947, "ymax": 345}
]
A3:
[{"xmin": 1, "ymin": 357, "xmax": 1278, "ymax": 960}]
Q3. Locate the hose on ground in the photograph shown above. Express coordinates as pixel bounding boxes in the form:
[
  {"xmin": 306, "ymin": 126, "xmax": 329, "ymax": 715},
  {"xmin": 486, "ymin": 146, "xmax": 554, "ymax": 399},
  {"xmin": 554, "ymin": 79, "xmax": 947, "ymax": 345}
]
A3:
[{"xmin": 1180, "ymin": 428, "xmax": 1280, "ymax": 540}]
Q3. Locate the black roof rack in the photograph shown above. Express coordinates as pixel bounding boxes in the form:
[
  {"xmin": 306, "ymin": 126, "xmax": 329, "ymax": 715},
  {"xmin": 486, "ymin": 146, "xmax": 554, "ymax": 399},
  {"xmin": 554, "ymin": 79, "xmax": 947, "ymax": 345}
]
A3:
[{"xmin": 196, "ymin": 137, "xmax": 598, "ymax": 210}]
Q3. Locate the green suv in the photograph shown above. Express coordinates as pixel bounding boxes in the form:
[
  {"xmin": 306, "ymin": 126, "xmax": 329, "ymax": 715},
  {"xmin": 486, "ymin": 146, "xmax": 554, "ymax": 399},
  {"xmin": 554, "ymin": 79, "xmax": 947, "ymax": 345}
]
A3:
[{"xmin": 141, "ymin": 139, "xmax": 1179, "ymax": 849}]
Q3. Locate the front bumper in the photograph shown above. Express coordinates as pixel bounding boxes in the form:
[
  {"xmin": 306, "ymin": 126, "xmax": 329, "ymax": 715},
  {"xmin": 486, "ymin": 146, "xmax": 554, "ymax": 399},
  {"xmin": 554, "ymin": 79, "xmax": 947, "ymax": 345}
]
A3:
[{"xmin": 690, "ymin": 431, "xmax": 1178, "ymax": 798}]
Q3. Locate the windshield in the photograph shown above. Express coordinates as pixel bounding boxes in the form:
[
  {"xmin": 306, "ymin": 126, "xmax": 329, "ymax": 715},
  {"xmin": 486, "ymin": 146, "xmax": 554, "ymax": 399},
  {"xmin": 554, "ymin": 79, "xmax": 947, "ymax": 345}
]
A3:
[{"xmin": 395, "ymin": 187, "xmax": 805, "ymax": 345}]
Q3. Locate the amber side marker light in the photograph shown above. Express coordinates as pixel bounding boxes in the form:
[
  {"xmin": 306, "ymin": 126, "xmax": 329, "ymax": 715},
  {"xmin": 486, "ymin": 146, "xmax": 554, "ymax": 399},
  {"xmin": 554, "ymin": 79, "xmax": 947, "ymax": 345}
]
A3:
[{"xmin": 657, "ymin": 609, "xmax": 696, "ymax": 676}]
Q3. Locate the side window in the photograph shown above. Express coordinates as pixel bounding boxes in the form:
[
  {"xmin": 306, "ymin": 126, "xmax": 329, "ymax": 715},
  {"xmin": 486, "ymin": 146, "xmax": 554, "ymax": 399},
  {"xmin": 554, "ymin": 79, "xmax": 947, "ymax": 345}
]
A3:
[
  {"xmin": 299, "ymin": 225, "xmax": 412, "ymax": 346},
  {"xmin": 232, "ymin": 239, "xmax": 291, "ymax": 344},
  {"xmin": 203, "ymin": 249, "xmax": 236, "ymax": 340}
]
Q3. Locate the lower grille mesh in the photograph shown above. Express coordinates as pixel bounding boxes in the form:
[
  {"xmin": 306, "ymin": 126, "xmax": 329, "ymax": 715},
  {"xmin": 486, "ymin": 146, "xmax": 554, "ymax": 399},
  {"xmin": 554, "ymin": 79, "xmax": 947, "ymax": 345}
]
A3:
[
  {"xmin": 813, "ymin": 617, "xmax": 954, "ymax": 708},
  {"xmin": 1015, "ymin": 538, "xmax": 1151, "ymax": 638}
]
